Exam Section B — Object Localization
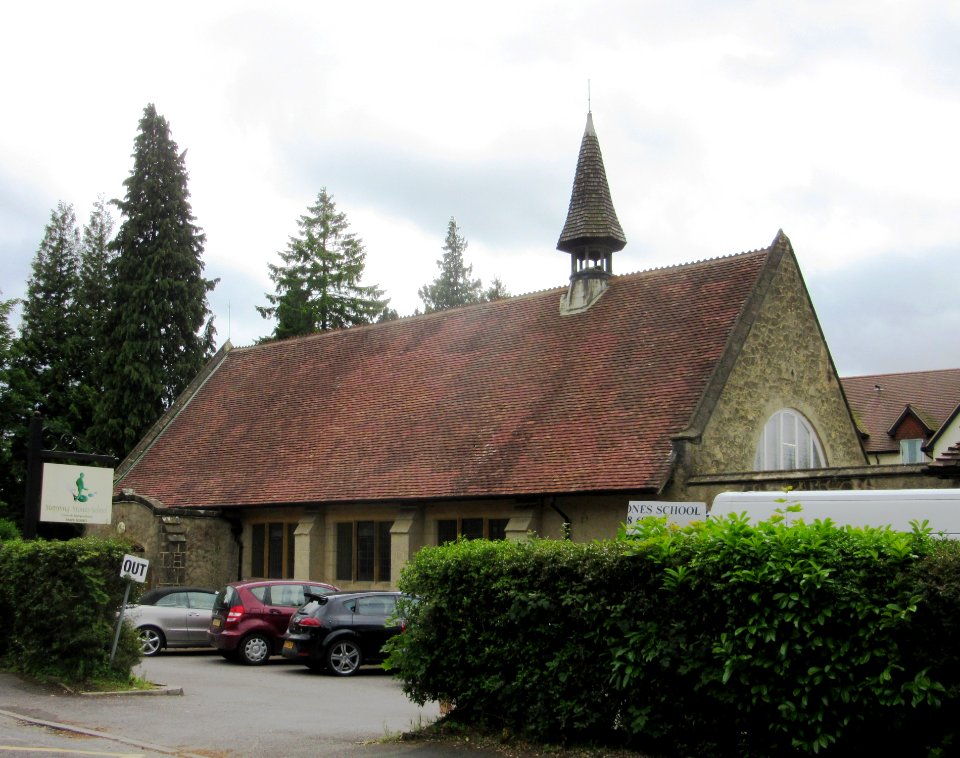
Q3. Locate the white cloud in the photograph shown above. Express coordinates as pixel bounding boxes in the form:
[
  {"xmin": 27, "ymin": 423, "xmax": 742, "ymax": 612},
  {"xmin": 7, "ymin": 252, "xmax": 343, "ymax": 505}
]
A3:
[{"xmin": 2, "ymin": 0, "xmax": 958, "ymax": 374}]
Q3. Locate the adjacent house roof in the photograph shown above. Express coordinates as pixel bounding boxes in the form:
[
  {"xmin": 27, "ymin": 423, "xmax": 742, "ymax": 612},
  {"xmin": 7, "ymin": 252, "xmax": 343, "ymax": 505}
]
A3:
[
  {"xmin": 841, "ymin": 368, "xmax": 960, "ymax": 454},
  {"xmin": 115, "ymin": 238, "xmax": 786, "ymax": 510}
]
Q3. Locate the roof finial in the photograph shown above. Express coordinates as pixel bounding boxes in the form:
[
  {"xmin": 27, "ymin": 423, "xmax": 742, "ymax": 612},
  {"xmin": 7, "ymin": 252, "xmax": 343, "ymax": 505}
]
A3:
[{"xmin": 587, "ymin": 79, "xmax": 592, "ymax": 114}]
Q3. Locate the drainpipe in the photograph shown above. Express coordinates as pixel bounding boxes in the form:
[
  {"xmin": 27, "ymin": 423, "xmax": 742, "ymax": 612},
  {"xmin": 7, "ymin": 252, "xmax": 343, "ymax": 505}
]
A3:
[
  {"xmin": 229, "ymin": 518, "xmax": 244, "ymax": 581},
  {"xmin": 545, "ymin": 496, "xmax": 572, "ymax": 540}
]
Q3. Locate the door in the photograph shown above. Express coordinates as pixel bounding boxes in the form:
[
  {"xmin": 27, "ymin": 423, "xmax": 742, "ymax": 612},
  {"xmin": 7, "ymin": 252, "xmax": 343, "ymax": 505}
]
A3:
[
  {"xmin": 185, "ymin": 591, "xmax": 216, "ymax": 644},
  {"xmin": 353, "ymin": 594, "xmax": 400, "ymax": 661},
  {"xmin": 261, "ymin": 583, "xmax": 308, "ymax": 642},
  {"xmin": 152, "ymin": 591, "xmax": 192, "ymax": 644}
]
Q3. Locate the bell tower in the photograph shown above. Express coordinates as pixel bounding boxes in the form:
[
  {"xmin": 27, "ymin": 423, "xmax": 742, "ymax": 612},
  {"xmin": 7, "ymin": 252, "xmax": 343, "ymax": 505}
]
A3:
[{"xmin": 557, "ymin": 112, "xmax": 626, "ymax": 314}]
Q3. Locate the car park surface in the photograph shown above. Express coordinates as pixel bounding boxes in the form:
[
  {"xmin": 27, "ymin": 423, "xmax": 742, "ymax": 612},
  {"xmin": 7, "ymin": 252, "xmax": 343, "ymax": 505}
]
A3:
[
  {"xmin": 208, "ymin": 578, "xmax": 338, "ymax": 664},
  {"xmin": 282, "ymin": 590, "xmax": 408, "ymax": 675},
  {"xmin": 124, "ymin": 586, "xmax": 217, "ymax": 656},
  {"xmin": 0, "ymin": 651, "xmax": 446, "ymax": 757}
]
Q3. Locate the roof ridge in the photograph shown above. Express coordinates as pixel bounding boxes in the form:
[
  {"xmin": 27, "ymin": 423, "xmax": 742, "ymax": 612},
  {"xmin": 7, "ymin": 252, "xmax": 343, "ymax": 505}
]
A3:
[
  {"xmin": 234, "ymin": 288, "xmax": 574, "ymax": 353},
  {"xmin": 237, "ymin": 248, "xmax": 777, "ymax": 353},
  {"xmin": 613, "ymin": 245, "xmax": 770, "ymax": 279},
  {"xmin": 843, "ymin": 367, "xmax": 960, "ymax": 381}
]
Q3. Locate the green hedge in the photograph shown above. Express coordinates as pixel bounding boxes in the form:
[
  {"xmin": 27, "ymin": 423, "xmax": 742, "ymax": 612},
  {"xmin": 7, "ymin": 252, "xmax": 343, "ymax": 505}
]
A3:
[
  {"xmin": 0, "ymin": 536, "xmax": 142, "ymax": 683},
  {"xmin": 387, "ymin": 513, "xmax": 960, "ymax": 756}
]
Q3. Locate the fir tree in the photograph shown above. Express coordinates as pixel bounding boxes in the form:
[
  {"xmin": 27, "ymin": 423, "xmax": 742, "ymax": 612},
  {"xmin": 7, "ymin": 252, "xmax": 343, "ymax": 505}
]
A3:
[
  {"xmin": 15, "ymin": 202, "xmax": 83, "ymax": 436},
  {"xmin": 418, "ymin": 217, "xmax": 483, "ymax": 313},
  {"xmin": 74, "ymin": 197, "xmax": 115, "ymax": 438},
  {"xmin": 0, "ymin": 293, "xmax": 25, "ymax": 521},
  {"xmin": 94, "ymin": 104, "xmax": 217, "ymax": 457},
  {"xmin": 258, "ymin": 188, "xmax": 389, "ymax": 339}
]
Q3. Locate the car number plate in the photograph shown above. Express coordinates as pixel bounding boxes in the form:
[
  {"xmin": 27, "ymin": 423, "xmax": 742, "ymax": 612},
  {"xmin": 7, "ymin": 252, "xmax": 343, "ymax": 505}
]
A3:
[{"xmin": 283, "ymin": 640, "xmax": 294, "ymax": 651}]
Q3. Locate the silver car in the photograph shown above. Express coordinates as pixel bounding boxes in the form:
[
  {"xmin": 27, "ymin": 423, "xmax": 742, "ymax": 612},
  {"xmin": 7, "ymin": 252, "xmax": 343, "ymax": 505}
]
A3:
[{"xmin": 125, "ymin": 587, "xmax": 217, "ymax": 656}]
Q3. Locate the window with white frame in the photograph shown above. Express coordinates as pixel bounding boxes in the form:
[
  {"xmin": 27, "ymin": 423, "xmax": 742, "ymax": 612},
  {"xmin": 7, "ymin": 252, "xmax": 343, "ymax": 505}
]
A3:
[
  {"xmin": 900, "ymin": 438, "xmax": 924, "ymax": 464},
  {"xmin": 754, "ymin": 409, "xmax": 825, "ymax": 471}
]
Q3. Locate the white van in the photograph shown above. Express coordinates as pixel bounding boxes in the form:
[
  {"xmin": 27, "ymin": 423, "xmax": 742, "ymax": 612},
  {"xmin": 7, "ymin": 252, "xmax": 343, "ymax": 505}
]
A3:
[{"xmin": 709, "ymin": 489, "xmax": 960, "ymax": 538}]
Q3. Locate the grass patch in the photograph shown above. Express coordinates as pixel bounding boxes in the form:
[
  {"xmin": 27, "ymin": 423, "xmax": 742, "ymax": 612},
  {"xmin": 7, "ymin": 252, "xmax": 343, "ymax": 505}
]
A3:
[
  {"xmin": 0, "ymin": 658, "xmax": 156, "ymax": 694},
  {"xmin": 79, "ymin": 673, "xmax": 157, "ymax": 693}
]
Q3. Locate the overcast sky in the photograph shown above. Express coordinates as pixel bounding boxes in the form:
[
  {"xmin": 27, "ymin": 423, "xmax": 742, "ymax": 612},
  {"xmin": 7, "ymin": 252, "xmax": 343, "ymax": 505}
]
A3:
[{"xmin": 2, "ymin": 1, "xmax": 958, "ymax": 377}]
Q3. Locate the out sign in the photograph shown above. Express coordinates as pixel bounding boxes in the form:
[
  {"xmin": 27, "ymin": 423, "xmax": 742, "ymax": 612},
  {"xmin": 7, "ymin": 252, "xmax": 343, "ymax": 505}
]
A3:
[{"xmin": 120, "ymin": 554, "xmax": 149, "ymax": 583}]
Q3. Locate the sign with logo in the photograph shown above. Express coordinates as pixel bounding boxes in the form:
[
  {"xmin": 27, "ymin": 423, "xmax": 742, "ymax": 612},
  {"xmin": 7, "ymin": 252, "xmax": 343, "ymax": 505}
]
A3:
[
  {"xmin": 40, "ymin": 463, "xmax": 114, "ymax": 525},
  {"xmin": 627, "ymin": 501, "xmax": 707, "ymax": 528},
  {"xmin": 120, "ymin": 554, "xmax": 150, "ymax": 583}
]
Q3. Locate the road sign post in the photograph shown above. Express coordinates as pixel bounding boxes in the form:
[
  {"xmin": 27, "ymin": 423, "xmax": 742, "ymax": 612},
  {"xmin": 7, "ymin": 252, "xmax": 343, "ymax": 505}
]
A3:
[{"xmin": 111, "ymin": 554, "xmax": 150, "ymax": 664}]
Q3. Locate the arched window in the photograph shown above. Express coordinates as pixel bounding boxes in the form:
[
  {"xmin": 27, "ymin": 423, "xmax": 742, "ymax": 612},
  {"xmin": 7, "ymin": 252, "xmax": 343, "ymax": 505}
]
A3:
[{"xmin": 754, "ymin": 409, "xmax": 825, "ymax": 471}]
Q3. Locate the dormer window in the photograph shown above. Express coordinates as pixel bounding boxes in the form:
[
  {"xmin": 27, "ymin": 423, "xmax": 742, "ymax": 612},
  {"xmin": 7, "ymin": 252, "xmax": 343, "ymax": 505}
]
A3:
[
  {"xmin": 900, "ymin": 438, "xmax": 924, "ymax": 464},
  {"xmin": 754, "ymin": 409, "xmax": 826, "ymax": 471}
]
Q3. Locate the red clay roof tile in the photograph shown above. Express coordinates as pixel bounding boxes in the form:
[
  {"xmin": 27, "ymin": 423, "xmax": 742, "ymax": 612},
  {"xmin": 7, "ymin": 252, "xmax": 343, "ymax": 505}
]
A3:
[
  {"xmin": 116, "ymin": 248, "xmax": 771, "ymax": 508},
  {"xmin": 842, "ymin": 369, "xmax": 960, "ymax": 453}
]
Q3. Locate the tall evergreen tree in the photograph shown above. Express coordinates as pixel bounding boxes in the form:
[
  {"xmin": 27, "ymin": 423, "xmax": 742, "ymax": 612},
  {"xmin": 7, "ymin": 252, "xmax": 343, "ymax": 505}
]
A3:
[
  {"xmin": 418, "ymin": 217, "xmax": 483, "ymax": 313},
  {"xmin": 94, "ymin": 104, "xmax": 217, "ymax": 457},
  {"xmin": 2, "ymin": 204, "xmax": 84, "ymax": 522},
  {"xmin": 15, "ymin": 202, "xmax": 83, "ymax": 436},
  {"xmin": 74, "ymin": 197, "xmax": 115, "ymax": 438},
  {"xmin": 0, "ymin": 293, "xmax": 26, "ymax": 521},
  {"xmin": 258, "ymin": 188, "xmax": 388, "ymax": 339}
]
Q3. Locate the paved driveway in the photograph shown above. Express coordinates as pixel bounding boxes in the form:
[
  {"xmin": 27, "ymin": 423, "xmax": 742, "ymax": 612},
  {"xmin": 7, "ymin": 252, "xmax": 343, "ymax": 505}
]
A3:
[{"xmin": 0, "ymin": 650, "xmax": 454, "ymax": 756}]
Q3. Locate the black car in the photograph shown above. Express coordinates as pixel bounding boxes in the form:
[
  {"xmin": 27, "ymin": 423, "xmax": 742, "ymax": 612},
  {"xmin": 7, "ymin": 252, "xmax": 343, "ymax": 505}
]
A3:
[{"xmin": 281, "ymin": 591, "xmax": 407, "ymax": 675}]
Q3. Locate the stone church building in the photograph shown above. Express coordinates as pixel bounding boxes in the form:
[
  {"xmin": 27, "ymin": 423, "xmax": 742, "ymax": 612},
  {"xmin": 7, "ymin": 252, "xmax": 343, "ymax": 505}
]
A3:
[{"xmin": 90, "ymin": 113, "xmax": 944, "ymax": 591}]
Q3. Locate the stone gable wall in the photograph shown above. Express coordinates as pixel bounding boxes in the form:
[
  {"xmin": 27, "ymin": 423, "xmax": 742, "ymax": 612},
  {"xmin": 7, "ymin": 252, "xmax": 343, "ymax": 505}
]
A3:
[{"xmin": 676, "ymin": 250, "xmax": 865, "ymax": 489}]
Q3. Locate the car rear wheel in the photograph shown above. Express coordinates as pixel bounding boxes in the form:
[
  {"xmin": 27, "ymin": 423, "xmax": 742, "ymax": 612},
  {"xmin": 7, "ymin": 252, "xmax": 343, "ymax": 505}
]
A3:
[
  {"xmin": 138, "ymin": 626, "xmax": 165, "ymax": 656},
  {"xmin": 239, "ymin": 633, "xmax": 271, "ymax": 665},
  {"xmin": 326, "ymin": 639, "xmax": 362, "ymax": 676}
]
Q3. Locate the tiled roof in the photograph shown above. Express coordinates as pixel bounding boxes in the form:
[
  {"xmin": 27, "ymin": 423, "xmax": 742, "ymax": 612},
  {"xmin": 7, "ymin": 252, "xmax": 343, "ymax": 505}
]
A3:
[
  {"xmin": 557, "ymin": 113, "xmax": 626, "ymax": 254},
  {"xmin": 116, "ymin": 247, "xmax": 773, "ymax": 509},
  {"xmin": 841, "ymin": 369, "xmax": 960, "ymax": 453}
]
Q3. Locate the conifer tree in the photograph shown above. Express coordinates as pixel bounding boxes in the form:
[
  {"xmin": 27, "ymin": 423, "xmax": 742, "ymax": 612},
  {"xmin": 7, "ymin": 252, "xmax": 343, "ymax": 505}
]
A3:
[
  {"xmin": 74, "ymin": 197, "xmax": 115, "ymax": 437},
  {"xmin": 15, "ymin": 202, "xmax": 83, "ymax": 436},
  {"xmin": 0, "ymin": 293, "xmax": 25, "ymax": 521},
  {"xmin": 418, "ymin": 217, "xmax": 483, "ymax": 313},
  {"xmin": 258, "ymin": 188, "xmax": 389, "ymax": 339},
  {"xmin": 94, "ymin": 104, "xmax": 217, "ymax": 457}
]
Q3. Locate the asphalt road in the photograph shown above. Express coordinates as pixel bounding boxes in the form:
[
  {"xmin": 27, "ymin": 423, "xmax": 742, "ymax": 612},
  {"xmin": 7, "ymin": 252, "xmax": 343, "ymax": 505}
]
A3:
[{"xmin": 0, "ymin": 648, "xmax": 487, "ymax": 757}]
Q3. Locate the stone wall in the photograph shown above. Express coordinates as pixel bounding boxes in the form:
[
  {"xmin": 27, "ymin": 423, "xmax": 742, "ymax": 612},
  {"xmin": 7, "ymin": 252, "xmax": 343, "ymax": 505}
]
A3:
[
  {"xmin": 85, "ymin": 495, "xmax": 238, "ymax": 590},
  {"xmin": 676, "ymin": 248, "xmax": 865, "ymax": 490}
]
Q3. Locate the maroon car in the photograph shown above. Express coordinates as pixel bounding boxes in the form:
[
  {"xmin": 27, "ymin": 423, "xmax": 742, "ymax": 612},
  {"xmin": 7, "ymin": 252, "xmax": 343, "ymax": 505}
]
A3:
[{"xmin": 208, "ymin": 579, "xmax": 338, "ymax": 665}]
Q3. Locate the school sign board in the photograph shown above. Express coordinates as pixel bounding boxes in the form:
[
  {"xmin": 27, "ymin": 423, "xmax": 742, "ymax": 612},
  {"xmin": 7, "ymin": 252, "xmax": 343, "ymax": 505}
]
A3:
[
  {"xmin": 40, "ymin": 463, "xmax": 114, "ymax": 525},
  {"xmin": 627, "ymin": 500, "xmax": 707, "ymax": 528}
]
